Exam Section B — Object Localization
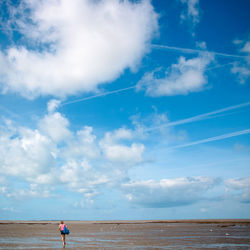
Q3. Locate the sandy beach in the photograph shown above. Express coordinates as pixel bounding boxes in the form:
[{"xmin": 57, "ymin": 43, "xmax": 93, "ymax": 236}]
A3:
[{"xmin": 0, "ymin": 220, "xmax": 250, "ymax": 249}]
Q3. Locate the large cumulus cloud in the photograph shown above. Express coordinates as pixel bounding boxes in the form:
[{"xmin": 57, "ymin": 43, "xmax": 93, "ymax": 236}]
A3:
[{"xmin": 0, "ymin": 0, "xmax": 158, "ymax": 98}]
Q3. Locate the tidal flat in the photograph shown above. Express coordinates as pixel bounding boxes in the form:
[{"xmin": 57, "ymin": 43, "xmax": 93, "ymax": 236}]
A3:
[{"xmin": 0, "ymin": 220, "xmax": 250, "ymax": 249}]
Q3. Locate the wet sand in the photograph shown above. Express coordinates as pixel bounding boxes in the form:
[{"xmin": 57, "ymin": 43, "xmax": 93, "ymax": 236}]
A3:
[{"xmin": 0, "ymin": 220, "xmax": 250, "ymax": 249}]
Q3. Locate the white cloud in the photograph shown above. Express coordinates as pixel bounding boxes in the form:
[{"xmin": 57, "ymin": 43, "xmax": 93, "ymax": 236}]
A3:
[
  {"xmin": 47, "ymin": 99, "xmax": 61, "ymax": 113},
  {"xmin": 231, "ymin": 38, "xmax": 250, "ymax": 84},
  {"xmin": 195, "ymin": 41, "xmax": 207, "ymax": 50},
  {"xmin": 65, "ymin": 126, "xmax": 100, "ymax": 159},
  {"xmin": 60, "ymin": 159, "xmax": 92, "ymax": 188},
  {"xmin": 102, "ymin": 143, "xmax": 145, "ymax": 164},
  {"xmin": 3, "ymin": 184, "xmax": 52, "ymax": 199},
  {"xmin": 241, "ymin": 42, "xmax": 250, "ymax": 53},
  {"xmin": 0, "ymin": 100, "xmax": 146, "ymax": 199},
  {"xmin": 225, "ymin": 177, "xmax": 250, "ymax": 203},
  {"xmin": 104, "ymin": 128, "xmax": 134, "ymax": 143},
  {"xmin": 100, "ymin": 128, "xmax": 145, "ymax": 165},
  {"xmin": 2, "ymin": 207, "xmax": 16, "ymax": 212},
  {"xmin": 122, "ymin": 177, "xmax": 221, "ymax": 207},
  {"xmin": 232, "ymin": 62, "xmax": 250, "ymax": 84},
  {"xmin": 179, "ymin": 0, "xmax": 200, "ymax": 33},
  {"xmin": 137, "ymin": 54, "xmax": 213, "ymax": 96},
  {"xmin": 226, "ymin": 177, "xmax": 250, "ymax": 189},
  {"xmin": 38, "ymin": 112, "xmax": 71, "ymax": 143},
  {"xmin": 0, "ymin": 125, "xmax": 57, "ymax": 183},
  {"xmin": 130, "ymin": 110, "xmax": 171, "ymax": 141},
  {"xmin": 0, "ymin": 0, "xmax": 158, "ymax": 99},
  {"xmin": 60, "ymin": 158, "xmax": 109, "ymax": 198}
]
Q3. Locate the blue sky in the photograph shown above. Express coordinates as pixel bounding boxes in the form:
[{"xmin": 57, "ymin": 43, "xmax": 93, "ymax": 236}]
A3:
[{"xmin": 0, "ymin": 0, "xmax": 250, "ymax": 220}]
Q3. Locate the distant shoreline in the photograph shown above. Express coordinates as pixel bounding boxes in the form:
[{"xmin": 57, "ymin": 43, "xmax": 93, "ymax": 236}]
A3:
[{"xmin": 1, "ymin": 219, "xmax": 250, "ymax": 225}]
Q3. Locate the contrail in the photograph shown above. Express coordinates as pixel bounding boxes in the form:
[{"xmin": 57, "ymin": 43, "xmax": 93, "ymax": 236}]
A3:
[
  {"xmin": 62, "ymin": 86, "xmax": 136, "ymax": 105},
  {"xmin": 145, "ymin": 101, "xmax": 250, "ymax": 132},
  {"xmin": 62, "ymin": 62, "xmax": 239, "ymax": 106},
  {"xmin": 61, "ymin": 60, "xmax": 244, "ymax": 107},
  {"xmin": 151, "ymin": 44, "xmax": 247, "ymax": 59},
  {"xmin": 168, "ymin": 129, "xmax": 250, "ymax": 150}
]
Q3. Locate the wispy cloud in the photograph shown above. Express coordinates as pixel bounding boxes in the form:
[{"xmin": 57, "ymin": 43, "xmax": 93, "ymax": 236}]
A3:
[
  {"xmin": 179, "ymin": 0, "xmax": 200, "ymax": 36},
  {"xmin": 168, "ymin": 129, "xmax": 250, "ymax": 150},
  {"xmin": 231, "ymin": 38, "xmax": 250, "ymax": 84}
]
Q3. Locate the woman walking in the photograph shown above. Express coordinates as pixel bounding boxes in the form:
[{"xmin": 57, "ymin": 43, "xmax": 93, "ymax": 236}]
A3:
[{"xmin": 59, "ymin": 221, "xmax": 69, "ymax": 248}]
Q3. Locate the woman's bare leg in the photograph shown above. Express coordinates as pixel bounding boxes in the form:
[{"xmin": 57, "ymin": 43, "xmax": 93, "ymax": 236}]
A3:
[{"xmin": 61, "ymin": 234, "xmax": 66, "ymax": 248}]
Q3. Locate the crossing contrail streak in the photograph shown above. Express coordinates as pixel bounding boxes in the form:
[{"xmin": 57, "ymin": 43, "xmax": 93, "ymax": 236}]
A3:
[
  {"xmin": 168, "ymin": 129, "xmax": 250, "ymax": 150},
  {"xmin": 151, "ymin": 44, "xmax": 247, "ymax": 59},
  {"xmin": 62, "ymin": 63, "xmax": 241, "ymax": 106},
  {"xmin": 145, "ymin": 101, "xmax": 250, "ymax": 132},
  {"xmin": 62, "ymin": 86, "xmax": 136, "ymax": 105},
  {"xmin": 61, "ymin": 45, "xmax": 245, "ymax": 106}
]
